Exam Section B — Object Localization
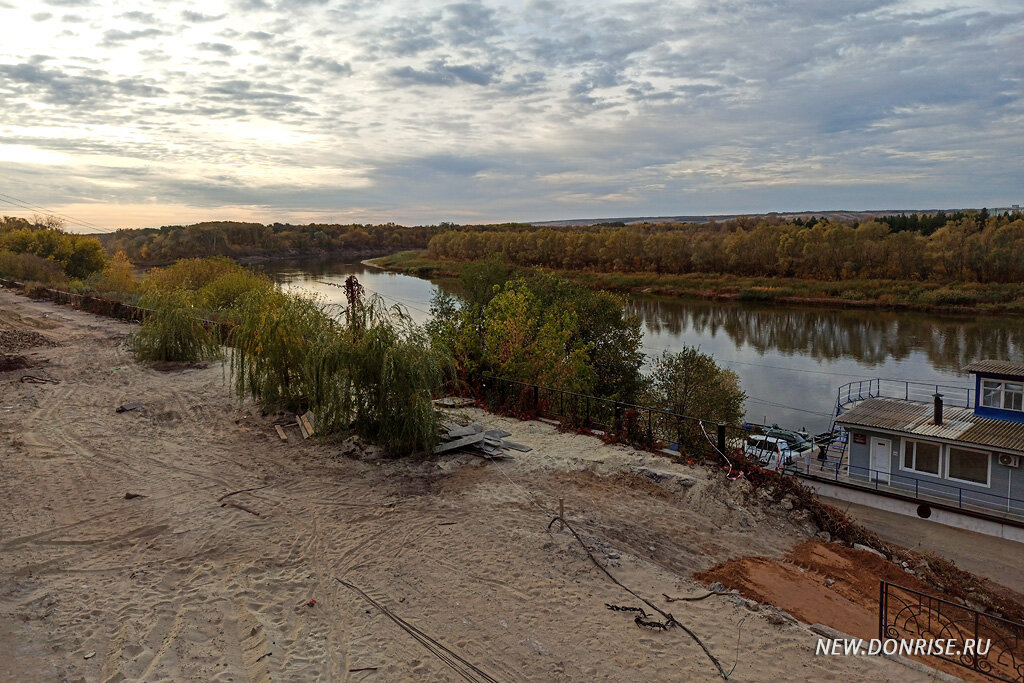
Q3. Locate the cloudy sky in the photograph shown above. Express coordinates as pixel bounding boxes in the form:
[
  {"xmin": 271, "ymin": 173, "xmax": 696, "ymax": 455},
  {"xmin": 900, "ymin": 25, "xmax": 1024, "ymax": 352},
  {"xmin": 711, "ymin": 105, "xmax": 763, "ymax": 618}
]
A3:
[{"xmin": 0, "ymin": 0, "xmax": 1021, "ymax": 231}]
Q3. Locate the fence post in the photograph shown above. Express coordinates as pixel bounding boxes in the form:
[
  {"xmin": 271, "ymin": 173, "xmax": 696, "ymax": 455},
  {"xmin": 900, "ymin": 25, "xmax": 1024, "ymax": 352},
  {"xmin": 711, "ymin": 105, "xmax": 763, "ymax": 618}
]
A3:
[
  {"xmin": 717, "ymin": 423, "xmax": 726, "ymax": 453},
  {"xmin": 878, "ymin": 582, "xmax": 885, "ymax": 640},
  {"xmin": 533, "ymin": 385, "xmax": 539, "ymax": 412},
  {"xmin": 585, "ymin": 396, "xmax": 590, "ymax": 430},
  {"xmin": 613, "ymin": 403, "xmax": 622, "ymax": 434}
]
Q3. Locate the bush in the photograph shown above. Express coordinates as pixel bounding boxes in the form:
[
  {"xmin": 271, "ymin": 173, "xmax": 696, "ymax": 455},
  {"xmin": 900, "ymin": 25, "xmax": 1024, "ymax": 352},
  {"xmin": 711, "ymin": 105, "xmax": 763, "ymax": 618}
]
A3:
[
  {"xmin": 229, "ymin": 284, "xmax": 451, "ymax": 455},
  {"xmin": 197, "ymin": 269, "xmax": 273, "ymax": 315},
  {"xmin": 131, "ymin": 289, "xmax": 222, "ymax": 362},
  {"xmin": 86, "ymin": 251, "xmax": 138, "ymax": 295},
  {"xmin": 144, "ymin": 257, "xmax": 245, "ymax": 293},
  {"xmin": 229, "ymin": 288, "xmax": 336, "ymax": 412},
  {"xmin": 0, "ymin": 250, "xmax": 67, "ymax": 284}
]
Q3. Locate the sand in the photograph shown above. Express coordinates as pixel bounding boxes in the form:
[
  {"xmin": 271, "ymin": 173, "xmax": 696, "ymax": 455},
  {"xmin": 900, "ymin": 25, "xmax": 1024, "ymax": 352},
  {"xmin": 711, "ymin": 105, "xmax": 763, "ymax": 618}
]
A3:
[{"xmin": 0, "ymin": 288, "xmax": 940, "ymax": 681}]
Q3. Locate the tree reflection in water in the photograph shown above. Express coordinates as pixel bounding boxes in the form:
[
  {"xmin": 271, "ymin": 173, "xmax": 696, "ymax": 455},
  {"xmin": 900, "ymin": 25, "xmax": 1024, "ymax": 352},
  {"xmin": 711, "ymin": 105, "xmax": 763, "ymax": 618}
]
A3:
[{"xmin": 629, "ymin": 297, "xmax": 1024, "ymax": 374}]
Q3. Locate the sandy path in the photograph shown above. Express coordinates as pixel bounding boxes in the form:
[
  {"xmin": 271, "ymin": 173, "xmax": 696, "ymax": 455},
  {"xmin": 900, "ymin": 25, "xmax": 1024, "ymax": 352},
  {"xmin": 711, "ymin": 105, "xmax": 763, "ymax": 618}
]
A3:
[{"xmin": 0, "ymin": 289, "xmax": 938, "ymax": 681}]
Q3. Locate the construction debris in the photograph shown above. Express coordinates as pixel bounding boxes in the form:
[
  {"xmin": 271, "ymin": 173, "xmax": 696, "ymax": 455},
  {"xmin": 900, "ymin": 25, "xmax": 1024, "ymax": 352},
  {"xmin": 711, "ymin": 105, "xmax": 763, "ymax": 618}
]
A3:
[
  {"xmin": 115, "ymin": 401, "xmax": 143, "ymax": 413},
  {"xmin": 432, "ymin": 421, "xmax": 532, "ymax": 460},
  {"xmin": 433, "ymin": 396, "xmax": 475, "ymax": 408},
  {"xmin": 298, "ymin": 411, "xmax": 315, "ymax": 439}
]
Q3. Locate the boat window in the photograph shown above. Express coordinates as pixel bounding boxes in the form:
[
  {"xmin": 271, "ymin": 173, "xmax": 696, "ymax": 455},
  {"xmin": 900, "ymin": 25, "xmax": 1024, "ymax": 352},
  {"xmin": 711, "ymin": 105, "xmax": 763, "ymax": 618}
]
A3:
[
  {"xmin": 903, "ymin": 440, "xmax": 940, "ymax": 476},
  {"xmin": 1004, "ymin": 383, "xmax": 1023, "ymax": 411},
  {"xmin": 947, "ymin": 447, "xmax": 990, "ymax": 486},
  {"xmin": 982, "ymin": 380, "xmax": 1001, "ymax": 408},
  {"xmin": 980, "ymin": 379, "xmax": 1024, "ymax": 412}
]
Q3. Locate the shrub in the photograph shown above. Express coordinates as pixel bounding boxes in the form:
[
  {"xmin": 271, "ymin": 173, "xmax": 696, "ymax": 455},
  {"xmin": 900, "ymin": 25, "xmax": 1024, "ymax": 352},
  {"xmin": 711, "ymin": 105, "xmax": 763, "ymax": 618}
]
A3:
[
  {"xmin": 86, "ymin": 250, "xmax": 138, "ymax": 295},
  {"xmin": 229, "ymin": 288, "xmax": 334, "ymax": 412},
  {"xmin": 229, "ymin": 283, "xmax": 451, "ymax": 455},
  {"xmin": 144, "ymin": 257, "xmax": 244, "ymax": 293},
  {"xmin": 0, "ymin": 250, "xmax": 67, "ymax": 284},
  {"xmin": 131, "ymin": 289, "xmax": 222, "ymax": 362},
  {"xmin": 197, "ymin": 269, "xmax": 273, "ymax": 315}
]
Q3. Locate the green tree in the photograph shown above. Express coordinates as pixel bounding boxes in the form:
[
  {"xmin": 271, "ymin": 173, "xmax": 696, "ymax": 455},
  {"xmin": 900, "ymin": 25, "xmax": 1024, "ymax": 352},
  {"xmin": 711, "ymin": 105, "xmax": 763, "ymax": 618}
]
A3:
[{"xmin": 643, "ymin": 348, "xmax": 745, "ymax": 425}]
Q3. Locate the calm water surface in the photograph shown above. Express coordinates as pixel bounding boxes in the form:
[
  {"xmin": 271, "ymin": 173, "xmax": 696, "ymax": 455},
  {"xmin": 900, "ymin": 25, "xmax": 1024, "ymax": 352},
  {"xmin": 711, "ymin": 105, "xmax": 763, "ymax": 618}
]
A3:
[{"xmin": 265, "ymin": 259, "xmax": 1024, "ymax": 433}]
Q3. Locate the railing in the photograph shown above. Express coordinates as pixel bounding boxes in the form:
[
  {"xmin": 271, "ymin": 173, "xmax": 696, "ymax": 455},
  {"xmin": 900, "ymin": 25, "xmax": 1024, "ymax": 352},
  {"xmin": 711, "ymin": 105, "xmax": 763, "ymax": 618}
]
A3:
[
  {"xmin": 786, "ymin": 459, "xmax": 1024, "ymax": 521},
  {"xmin": 880, "ymin": 581, "xmax": 1024, "ymax": 681},
  {"xmin": 835, "ymin": 379, "xmax": 974, "ymax": 414},
  {"xmin": 480, "ymin": 374, "xmax": 752, "ymax": 461}
]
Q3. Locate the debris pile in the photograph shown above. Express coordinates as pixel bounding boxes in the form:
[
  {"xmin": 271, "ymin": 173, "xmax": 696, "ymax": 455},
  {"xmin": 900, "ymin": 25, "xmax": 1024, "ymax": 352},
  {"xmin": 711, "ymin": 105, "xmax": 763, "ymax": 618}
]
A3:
[
  {"xmin": 433, "ymin": 421, "xmax": 531, "ymax": 460},
  {"xmin": 0, "ymin": 326, "xmax": 59, "ymax": 354}
]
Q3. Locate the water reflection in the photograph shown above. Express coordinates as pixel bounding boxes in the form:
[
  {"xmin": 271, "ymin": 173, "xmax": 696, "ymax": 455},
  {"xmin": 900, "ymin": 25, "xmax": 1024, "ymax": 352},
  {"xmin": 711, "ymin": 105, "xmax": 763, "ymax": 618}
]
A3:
[{"xmin": 629, "ymin": 297, "xmax": 1024, "ymax": 374}]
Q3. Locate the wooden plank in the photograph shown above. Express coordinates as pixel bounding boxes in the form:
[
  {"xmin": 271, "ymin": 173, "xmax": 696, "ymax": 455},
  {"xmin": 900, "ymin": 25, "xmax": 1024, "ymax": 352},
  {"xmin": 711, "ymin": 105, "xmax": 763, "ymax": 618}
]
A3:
[
  {"xmin": 299, "ymin": 411, "xmax": 315, "ymax": 439},
  {"xmin": 446, "ymin": 425, "xmax": 479, "ymax": 438},
  {"xmin": 500, "ymin": 440, "xmax": 532, "ymax": 452},
  {"xmin": 484, "ymin": 429, "xmax": 512, "ymax": 438},
  {"xmin": 432, "ymin": 432, "xmax": 486, "ymax": 454},
  {"xmin": 274, "ymin": 424, "xmax": 288, "ymax": 442}
]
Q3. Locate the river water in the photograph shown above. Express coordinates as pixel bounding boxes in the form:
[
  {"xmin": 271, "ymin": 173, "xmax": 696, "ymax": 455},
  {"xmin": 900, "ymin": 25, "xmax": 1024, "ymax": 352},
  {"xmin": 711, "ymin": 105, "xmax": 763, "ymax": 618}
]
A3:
[{"xmin": 266, "ymin": 258, "xmax": 1024, "ymax": 433}]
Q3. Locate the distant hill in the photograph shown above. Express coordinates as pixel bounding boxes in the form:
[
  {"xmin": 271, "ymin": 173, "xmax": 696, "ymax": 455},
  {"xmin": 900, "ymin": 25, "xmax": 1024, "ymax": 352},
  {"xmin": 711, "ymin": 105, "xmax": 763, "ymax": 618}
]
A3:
[{"xmin": 529, "ymin": 208, "xmax": 1012, "ymax": 227}]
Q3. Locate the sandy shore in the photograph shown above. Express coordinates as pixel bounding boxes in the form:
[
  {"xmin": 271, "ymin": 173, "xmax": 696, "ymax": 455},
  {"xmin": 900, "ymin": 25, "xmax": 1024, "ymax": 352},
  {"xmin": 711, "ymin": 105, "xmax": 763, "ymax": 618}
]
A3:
[{"xmin": 0, "ymin": 289, "xmax": 940, "ymax": 681}]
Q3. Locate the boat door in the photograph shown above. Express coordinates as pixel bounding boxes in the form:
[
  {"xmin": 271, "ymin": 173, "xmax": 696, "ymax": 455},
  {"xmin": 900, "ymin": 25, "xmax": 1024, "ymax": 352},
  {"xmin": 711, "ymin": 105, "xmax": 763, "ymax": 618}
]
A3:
[{"xmin": 870, "ymin": 437, "xmax": 891, "ymax": 484}]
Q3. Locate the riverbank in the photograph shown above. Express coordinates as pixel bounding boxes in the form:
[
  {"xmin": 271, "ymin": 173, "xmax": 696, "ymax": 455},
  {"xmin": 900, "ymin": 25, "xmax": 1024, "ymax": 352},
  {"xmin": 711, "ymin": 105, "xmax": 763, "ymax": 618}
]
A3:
[
  {"xmin": 0, "ymin": 288, "xmax": 961, "ymax": 681},
  {"xmin": 371, "ymin": 251, "xmax": 1024, "ymax": 317}
]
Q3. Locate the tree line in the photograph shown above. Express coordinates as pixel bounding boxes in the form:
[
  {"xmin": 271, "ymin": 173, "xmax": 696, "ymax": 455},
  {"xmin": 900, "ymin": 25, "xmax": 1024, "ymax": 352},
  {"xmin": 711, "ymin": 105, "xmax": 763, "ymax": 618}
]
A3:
[
  {"xmin": 101, "ymin": 221, "xmax": 436, "ymax": 264},
  {"xmin": 426, "ymin": 213, "xmax": 1024, "ymax": 283},
  {"xmin": 0, "ymin": 216, "xmax": 107, "ymax": 280}
]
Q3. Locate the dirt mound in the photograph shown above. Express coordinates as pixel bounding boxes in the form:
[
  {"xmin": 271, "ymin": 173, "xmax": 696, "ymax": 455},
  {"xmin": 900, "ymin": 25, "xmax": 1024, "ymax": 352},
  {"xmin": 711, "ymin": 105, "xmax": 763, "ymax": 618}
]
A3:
[
  {"xmin": 0, "ymin": 327, "xmax": 59, "ymax": 354},
  {"xmin": 697, "ymin": 541, "xmax": 1001, "ymax": 681}
]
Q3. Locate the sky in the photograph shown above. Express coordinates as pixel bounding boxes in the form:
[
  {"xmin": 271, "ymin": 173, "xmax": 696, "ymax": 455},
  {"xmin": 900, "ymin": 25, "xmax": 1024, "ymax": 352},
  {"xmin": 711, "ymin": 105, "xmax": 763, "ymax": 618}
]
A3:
[{"xmin": 0, "ymin": 0, "xmax": 1021, "ymax": 232}]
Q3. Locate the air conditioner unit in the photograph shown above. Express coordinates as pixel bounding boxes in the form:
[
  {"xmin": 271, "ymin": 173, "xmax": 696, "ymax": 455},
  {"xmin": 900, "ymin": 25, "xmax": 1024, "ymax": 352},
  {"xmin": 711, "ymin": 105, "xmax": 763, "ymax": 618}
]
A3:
[{"xmin": 998, "ymin": 453, "xmax": 1021, "ymax": 468}]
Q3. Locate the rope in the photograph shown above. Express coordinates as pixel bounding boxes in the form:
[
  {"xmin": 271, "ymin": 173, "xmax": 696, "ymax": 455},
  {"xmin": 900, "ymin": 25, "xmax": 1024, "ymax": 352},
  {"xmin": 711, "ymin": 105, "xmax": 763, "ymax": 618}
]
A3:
[
  {"xmin": 545, "ymin": 515, "xmax": 731, "ymax": 679},
  {"xmin": 336, "ymin": 578, "xmax": 500, "ymax": 683},
  {"xmin": 477, "ymin": 449, "xmax": 734, "ymax": 678},
  {"xmin": 698, "ymin": 421, "xmax": 745, "ymax": 482}
]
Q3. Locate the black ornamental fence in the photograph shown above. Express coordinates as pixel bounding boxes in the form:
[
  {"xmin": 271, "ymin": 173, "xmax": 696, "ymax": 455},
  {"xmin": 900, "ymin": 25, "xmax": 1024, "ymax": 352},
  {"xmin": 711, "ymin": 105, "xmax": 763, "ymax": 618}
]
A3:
[{"xmin": 880, "ymin": 581, "xmax": 1024, "ymax": 681}]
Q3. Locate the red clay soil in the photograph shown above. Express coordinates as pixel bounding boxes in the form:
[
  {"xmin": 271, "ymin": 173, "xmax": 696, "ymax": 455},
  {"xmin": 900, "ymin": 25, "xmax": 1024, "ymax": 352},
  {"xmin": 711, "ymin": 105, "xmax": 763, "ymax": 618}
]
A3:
[{"xmin": 696, "ymin": 541, "xmax": 1001, "ymax": 682}]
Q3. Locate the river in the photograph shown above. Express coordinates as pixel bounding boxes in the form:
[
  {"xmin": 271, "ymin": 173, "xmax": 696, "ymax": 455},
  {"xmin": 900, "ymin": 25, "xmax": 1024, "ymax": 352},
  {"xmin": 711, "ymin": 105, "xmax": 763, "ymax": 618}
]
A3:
[{"xmin": 266, "ymin": 258, "xmax": 1024, "ymax": 433}]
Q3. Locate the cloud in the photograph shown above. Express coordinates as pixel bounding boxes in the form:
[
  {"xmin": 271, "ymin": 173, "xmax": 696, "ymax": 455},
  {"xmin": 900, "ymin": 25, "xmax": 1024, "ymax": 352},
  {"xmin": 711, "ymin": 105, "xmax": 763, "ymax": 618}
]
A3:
[
  {"xmin": 195, "ymin": 42, "xmax": 238, "ymax": 56},
  {"xmin": 102, "ymin": 28, "xmax": 164, "ymax": 46},
  {"xmin": 182, "ymin": 10, "xmax": 225, "ymax": 23},
  {"xmin": 31, "ymin": 12, "xmax": 53, "ymax": 21},
  {"xmin": 0, "ymin": 62, "xmax": 166, "ymax": 107},
  {"xmin": 388, "ymin": 59, "xmax": 499, "ymax": 86},
  {"xmin": 0, "ymin": 0, "xmax": 1021, "ymax": 226},
  {"xmin": 307, "ymin": 57, "xmax": 353, "ymax": 76},
  {"xmin": 121, "ymin": 11, "xmax": 155, "ymax": 23}
]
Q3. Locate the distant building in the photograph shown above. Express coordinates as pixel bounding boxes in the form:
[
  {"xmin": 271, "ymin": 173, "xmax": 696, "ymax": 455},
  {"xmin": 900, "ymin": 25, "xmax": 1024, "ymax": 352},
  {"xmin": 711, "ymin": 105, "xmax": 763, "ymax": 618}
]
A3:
[{"xmin": 835, "ymin": 360, "xmax": 1024, "ymax": 516}]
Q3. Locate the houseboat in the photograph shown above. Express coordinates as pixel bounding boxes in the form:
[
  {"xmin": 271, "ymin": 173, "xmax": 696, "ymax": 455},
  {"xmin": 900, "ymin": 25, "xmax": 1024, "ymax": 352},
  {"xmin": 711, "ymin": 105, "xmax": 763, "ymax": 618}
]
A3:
[{"xmin": 833, "ymin": 360, "xmax": 1024, "ymax": 523}]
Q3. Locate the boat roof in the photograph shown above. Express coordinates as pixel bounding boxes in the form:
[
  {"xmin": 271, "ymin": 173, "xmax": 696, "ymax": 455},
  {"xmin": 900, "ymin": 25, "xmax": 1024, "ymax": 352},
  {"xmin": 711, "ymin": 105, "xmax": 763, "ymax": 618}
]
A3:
[
  {"xmin": 836, "ymin": 397, "xmax": 1024, "ymax": 455},
  {"xmin": 964, "ymin": 360, "xmax": 1024, "ymax": 377}
]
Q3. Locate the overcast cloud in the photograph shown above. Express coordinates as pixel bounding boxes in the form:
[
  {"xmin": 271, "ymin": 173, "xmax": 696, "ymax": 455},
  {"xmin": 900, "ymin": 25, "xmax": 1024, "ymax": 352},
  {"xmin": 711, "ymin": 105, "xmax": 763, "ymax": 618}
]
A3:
[{"xmin": 0, "ymin": 0, "xmax": 1020, "ymax": 230}]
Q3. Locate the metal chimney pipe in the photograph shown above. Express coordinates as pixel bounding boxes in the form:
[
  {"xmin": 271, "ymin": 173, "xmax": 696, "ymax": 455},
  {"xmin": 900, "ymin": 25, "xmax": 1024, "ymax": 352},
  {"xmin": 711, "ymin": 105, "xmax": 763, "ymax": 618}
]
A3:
[{"xmin": 934, "ymin": 393, "xmax": 944, "ymax": 426}]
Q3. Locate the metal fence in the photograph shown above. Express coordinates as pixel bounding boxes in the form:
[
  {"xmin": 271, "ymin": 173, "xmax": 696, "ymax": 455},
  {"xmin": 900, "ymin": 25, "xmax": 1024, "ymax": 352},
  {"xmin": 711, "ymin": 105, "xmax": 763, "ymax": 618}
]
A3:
[
  {"xmin": 836, "ymin": 378, "xmax": 974, "ymax": 413},
  {"xmin": 0, "ymin": 277, "xmax": 234, "ymax": 341},
  {"xmin": 880, "ymin": 581, "xmax": 1024, "ymax": 681},
  {"xmin": 786, "ymin": 460, "xmax": 1024, "ymax": 521}
]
